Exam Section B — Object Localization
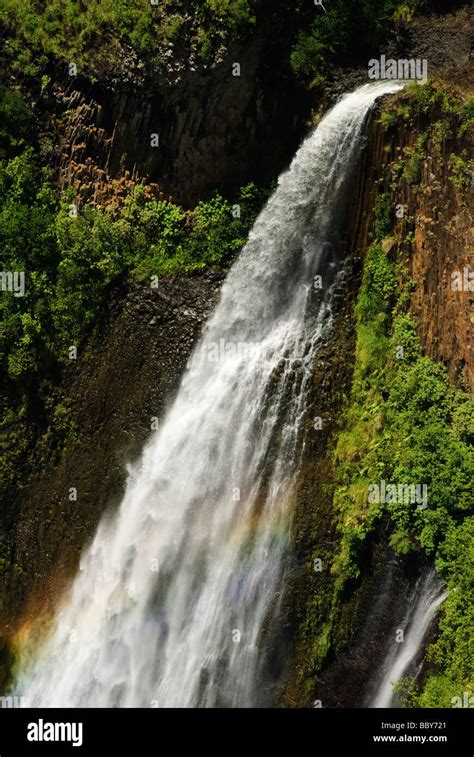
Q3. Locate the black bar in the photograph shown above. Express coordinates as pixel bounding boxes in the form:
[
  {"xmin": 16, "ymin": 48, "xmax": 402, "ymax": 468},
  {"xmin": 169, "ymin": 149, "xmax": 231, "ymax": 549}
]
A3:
[{"xmin": 0, "ymin": 708, "xmax": 472, "ymax": 755}]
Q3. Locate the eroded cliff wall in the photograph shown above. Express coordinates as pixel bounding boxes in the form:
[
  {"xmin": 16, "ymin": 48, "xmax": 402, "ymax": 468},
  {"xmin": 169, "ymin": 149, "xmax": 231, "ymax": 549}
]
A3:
[
  {"xmin": 1, "ymin": 5, "xmax": 472, "ymax": 704},
  {"xmin": 281, "ymin": 85, "xmax": 473, "ymax": 707}
]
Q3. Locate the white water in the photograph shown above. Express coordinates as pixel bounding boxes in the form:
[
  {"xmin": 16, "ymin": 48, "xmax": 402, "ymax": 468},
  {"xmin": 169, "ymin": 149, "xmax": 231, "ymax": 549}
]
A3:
[
  {"xmin": 16, "ymin": 82, "xmax": 403, "ymax": 708},
  {"xmin": 371, "ymin": 569, "xmax": 447, "ymax": 708}
]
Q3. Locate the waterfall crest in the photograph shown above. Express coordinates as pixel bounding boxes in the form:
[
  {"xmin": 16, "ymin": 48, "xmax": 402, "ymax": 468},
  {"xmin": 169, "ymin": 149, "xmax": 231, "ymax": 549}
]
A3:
[{"xmin": 15, "ymin": 82, "xmax": 403, "ymax": 708}]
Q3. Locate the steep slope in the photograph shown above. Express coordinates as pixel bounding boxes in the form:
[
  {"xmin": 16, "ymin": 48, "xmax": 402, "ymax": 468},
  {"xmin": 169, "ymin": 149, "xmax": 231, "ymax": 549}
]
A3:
[
  {"xmin": 282, "ymin": 83, "xmax": 473, "ymax": 708},
  {"xmin": 0, "ymin": 2, "xmax": 472, "ymax": 705}
]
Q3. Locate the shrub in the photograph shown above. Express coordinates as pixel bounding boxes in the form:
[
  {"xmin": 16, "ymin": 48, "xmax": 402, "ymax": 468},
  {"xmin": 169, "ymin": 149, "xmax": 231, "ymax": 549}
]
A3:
[{"xmin": 0, "ymin": 88, "xmax": 269, "ymax": 411}]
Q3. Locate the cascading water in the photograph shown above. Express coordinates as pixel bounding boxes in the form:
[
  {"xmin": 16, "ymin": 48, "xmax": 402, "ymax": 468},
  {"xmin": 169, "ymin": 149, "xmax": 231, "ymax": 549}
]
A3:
[
  {"xmin": 15, "ymin": 82, "xmax": 403, "ymax": 708},
  {"xmin": 370, "ymin": 569, "xmax": 447, "ymax": 708}
]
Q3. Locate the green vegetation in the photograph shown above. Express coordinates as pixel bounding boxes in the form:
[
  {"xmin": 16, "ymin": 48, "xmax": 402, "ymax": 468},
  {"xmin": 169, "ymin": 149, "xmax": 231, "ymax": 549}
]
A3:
[
  {"xmin": 449, "ymin": 153, "xmax": 474, "ymax": 192},
  {"xmin": 382, "ymin": 81, "xmax": 474, "ymax": 136},
  {"xmin": 0, "ymin": 87, "xmax": 32, "ymax": 157},
  {"xmin": 402, "ymin": 132, "xmax": 427, "ymax": 185},
  {"xmin": 381, "ymin": 82, "xmax": 473, "ymax": 195},
  {"xmin": 372, "ymin": 194, "xmax": 393, "ymax": 240},
  {"xmin": 1, "ymin": 0, "xmax": 435, "ymax": 84},
  {"xmin": 404, "ymin": 80, "xmax": 473, "ymax": 121},
  {"xmin": 297, "ymin": 83, "xmax": 474, "ymax": 692},
  {"xmin": 1, "ymin": 166, "xmax": 262, "ymax": 385},
  {"xmin": 0, "ymin": 0, "xmax": 256, "ymax": 75},
  {"xmin": 290, "ymin": 0, "xmax": 426, "ymax": 84},
  {"xmin": 326, "ymin": 185, "xmax": 473, "ymax": 703},
  {"xmin": 0, "ymin": 85, "xmax": 266, "ymax": 445}
]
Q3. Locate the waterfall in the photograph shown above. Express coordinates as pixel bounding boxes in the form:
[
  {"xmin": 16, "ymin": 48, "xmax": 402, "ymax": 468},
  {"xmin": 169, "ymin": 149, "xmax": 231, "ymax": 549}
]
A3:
[
  {"xmin": 370, "ymin": 569, "xmax": 447, "ymax": 708},
  {"xmin": 15, "ymin": 81, "xmax": 403, "ymax": 708}
]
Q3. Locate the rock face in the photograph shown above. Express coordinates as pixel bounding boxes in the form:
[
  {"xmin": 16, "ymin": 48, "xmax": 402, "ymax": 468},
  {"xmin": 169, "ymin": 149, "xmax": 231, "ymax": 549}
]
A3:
[
  {"xmin": 1, "ymin": 3, "xmax": 472, "ymax": 702},
  {"xmin": 395, "ymin": 4, "xmax": 472, "ymax": 73},
  {"xmin": 105, "ymin": 33, "xmax": 308, "ymax": 207},
  {"xmin": 279, "ymin": 93, "xmax": 473, "ymax": 707},
  {"xmin": 354, "ymin": 97, "xmax": 473, "ymax": 392},
  {"xmin": 34, "ymin": 4, "xmax": 472, "ymax": 213},
  {"xmin": 39, "ymin": 9, "xmax": 310, "ymax": 209},
  {"xmin": 407, "ymin": 168, "xmax": 473, "ymax": 391},
  {"xmin": 314, "ymin": 541, "xmax": 434, "ymax": 708},
  {"xmin": 2, "ymin": 271, "xmax": 225, "ymax": 647}
]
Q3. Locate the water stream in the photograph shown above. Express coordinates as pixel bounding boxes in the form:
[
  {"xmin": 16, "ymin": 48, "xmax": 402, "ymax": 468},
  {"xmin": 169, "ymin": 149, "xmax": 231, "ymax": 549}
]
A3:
[
  {"xmin": 16, "ymin": 81, "xmax": 404, "ymax": 708},
  {"xmin": 370, "ymin": 569, "xmax": 447, "ymax": 708}
]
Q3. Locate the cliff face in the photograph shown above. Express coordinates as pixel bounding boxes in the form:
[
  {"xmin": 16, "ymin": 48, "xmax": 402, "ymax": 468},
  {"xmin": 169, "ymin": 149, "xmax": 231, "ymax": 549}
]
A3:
[
  {"xmin": 280, "ymin": 88, "xmax": 473, "ymax": 707},
  {"xmin": 1, "ymin": 2, "xmax": 309, "ymax": 688},
  {"xmin": 15, "ymin": 4, "xmax": 472, "ymax": 213},
  {"xmin": 1, "ymin": 4, "xmax": 472, "ymax": 704},
  {"xmin": 32, "ymin": 9, "xmax": 309, "ymax": 209},
  {"xmin": 1, "ymin": 271, "xmax": 224, "ymax": 651},
  {"xmin": 367, "ymin": 101, "xmax": 473, "ymax": 391}
]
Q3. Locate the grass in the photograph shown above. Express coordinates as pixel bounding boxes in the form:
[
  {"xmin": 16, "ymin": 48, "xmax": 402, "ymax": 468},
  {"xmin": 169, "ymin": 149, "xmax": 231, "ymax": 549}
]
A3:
[{"xmin": 0, "ymin": 0, "xmax": 256, "ymax": 75}]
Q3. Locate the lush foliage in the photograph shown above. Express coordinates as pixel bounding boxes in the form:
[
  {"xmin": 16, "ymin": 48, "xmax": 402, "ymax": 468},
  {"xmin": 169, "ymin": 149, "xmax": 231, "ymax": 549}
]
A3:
[
  {"xmin": 1, "ymin": 0, "xmax": 435, "ymax": 83},
  {"xmin": 0, "ymin": 87, "xmax": 265, "ymax": 411},
  {"xmin": 381, "ymin": 83, "xmax": 474, "ymax": 192},
  {"xmin": 290, "ymin": 0, "xmax": 426, "ymax": 83},
  {"xmin": 329, "ymin": 189, "xmax": 473, "ymax": 704},
  {"xmin": 372, "ymin": 194, "xmax": 393, "ymax": 241},
  {"xmin": 0, "ymin": 86, "xmax": 32, "ymax": 158},
  {"xmin": 0, "ymin": 0, "xmax": 256, "ymax": 75}
]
